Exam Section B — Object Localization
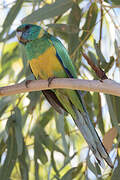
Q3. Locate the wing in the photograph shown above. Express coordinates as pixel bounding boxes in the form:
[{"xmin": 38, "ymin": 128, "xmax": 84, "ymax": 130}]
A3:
[
  {"xmin": 42, "ymin": 90, "xmax": 66, "ymax": 114},
  {"xmin": 49, "ymin": 35, "xmax": 86, "ymax": 111},
  {"xmin": 49, "ymin": 35, "xmax": 77, "ymax": 78}
]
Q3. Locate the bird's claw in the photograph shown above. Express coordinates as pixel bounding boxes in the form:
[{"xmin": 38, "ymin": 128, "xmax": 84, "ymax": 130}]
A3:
[
  {"xmin": 48, "ymin": 77, "xmax": 55, "ymax": 87},
  {"xmin": 25, "ymin": 80, "xmax": 33, "ymax": 88}
]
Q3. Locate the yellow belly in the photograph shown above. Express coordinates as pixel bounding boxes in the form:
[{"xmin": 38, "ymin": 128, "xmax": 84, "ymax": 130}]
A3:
[{"xmin": 29, "ymin": 46, "xmax": 64, "ymax": 79}]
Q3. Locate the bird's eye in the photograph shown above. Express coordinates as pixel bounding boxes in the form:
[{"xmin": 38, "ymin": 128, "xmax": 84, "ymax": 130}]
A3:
[{"xmin": 25, "ymin": 25, "xmax": 30, "ymax": 30}]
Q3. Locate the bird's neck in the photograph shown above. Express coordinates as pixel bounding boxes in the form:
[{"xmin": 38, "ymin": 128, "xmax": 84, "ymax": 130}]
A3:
[{"xmin": 25, "ymin": 37, "xmax": 51, "ymax": 60}]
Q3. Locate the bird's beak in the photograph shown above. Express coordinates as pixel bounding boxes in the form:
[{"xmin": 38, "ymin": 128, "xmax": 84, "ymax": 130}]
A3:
[
  {"xmin": 16, "ymin": 31, "xmax": 22, "ymax": 41},
  {"xmin": 16, "ymin": 31, "xmax": 30, "ymax": 44}
]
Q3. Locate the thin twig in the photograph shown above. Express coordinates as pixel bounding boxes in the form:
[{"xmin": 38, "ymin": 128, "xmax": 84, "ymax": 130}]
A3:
[{"xmin": 82, "ymin": 52, "xmax": 108, "ymax": 79}]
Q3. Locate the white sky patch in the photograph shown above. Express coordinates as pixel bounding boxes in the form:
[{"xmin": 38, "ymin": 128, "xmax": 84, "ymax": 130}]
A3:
[
  {"xmin": 22, "ymin": 95, "xmax": 30, "ymax": 107},
  {"xmin": 100, "ymin": 93, "xmax": 112, "ymax": 131},
  {"xmin": 79, "ymin": 146, "xmax": 89, "ymax": 162},
  {"xmin": 41, "ymin": 99, "xmax": 51, "ymax": 113},
  {"xmin": 103, "ymin": 9, "xmax": 115, "ymax": 57},
  {"xmin": 69, "ymin": 143, "xmax": 78, "ymax": 166},
  {"xmin": 28, "ymin": 148, "xmax": 34, "ymax": 160}
]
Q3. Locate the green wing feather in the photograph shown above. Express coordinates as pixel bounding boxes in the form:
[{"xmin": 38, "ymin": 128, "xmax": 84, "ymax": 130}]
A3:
[{"xmin": 50, "ymin": 35, "xmax": 77, "ymax": 78}]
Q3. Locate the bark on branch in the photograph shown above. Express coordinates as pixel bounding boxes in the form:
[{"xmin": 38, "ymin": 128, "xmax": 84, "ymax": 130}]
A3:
[{"xmin": 0, "ymin": 78, "xmax": 120, "ymax": 97}]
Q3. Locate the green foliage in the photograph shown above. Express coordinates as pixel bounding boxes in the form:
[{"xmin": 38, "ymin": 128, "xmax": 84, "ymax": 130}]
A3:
[
  {"xmin": 23, "ymin": 0, "xmax": 73, "ymax": 24},
  {"xmin": 0, "ymin": 0, "xmax": 120, "ymax": 179}
]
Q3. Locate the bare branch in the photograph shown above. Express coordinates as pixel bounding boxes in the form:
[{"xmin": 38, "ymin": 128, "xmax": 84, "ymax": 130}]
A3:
[
  {"xmin": 0, "ymin": 78, "xmax": 120, "ymax": 97},
  {"xmin": 82, "ymin": 52, "xmax": 108, "ymax": 80}
]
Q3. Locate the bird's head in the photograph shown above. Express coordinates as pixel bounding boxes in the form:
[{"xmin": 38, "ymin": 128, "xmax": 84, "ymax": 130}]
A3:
[{"xmin": 16, "ymin": 24, "xmax": 43, "ymax": 44}]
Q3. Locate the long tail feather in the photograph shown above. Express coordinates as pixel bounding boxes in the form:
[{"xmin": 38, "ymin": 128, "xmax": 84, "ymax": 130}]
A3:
[{"xmin": 73, "ymin": 106, "xmax": 113, "ymax": 168}]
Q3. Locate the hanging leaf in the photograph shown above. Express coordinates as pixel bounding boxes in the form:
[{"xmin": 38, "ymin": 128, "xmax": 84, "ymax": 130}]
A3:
[
  {"xmin": 27, "ymin": 91, "xmax": 42, "ymax": 114},
  {"xmin": 110, "ymin": 0, "xmax": 120, "ymax": 5},
  {"xmin": 88, "ymin": 51, "xmax": 98, "ymax": 66},
  {"xmin": 14, "ymin": 107, "xmax": 23, "ymax": 155},
  {"xmin": 0, "ymin": 96, "xmax": 14, "ymax": 117},
  {"xmin": 56, "ymin": 113, "xmax": 69, "ymax": 155},
  {"xmin": 47, "ymin": 23, "xmax": 79, "ymax": 42},
  {"xmin": 0, "ymin": 0, "xmax": 24, "ymax": 40},
  {"xmin": 104, "ymin": 56, "xmax": 114, "ymax": 73},
  {"xmin": 0, "ymin": 116, "xmax": 17, "ymax": 180},
  {"xmin": 106, "ymin": 95, "xmax": 120, "ymax": 136},
  {"xmin": 87, "ymin": 157, "xmax": 97, "ymax": 177},
  {"xmin": 68, "ymin": 2, "xmax": 82, "ymax": 56},
  {"xmin": 61, "ymin": 165, "xmax": 83, "ymax": 180},
  {"xmin": 18, "ymin": 142, "xmax": 29, "ymax": 180},
  {"xmin": 79, "ymin": 3, "xmax": 98, "ymax": 47},
  {"xmin": 111, "ymin": 156, "xmax": 120, "ymax": 180},
  {"xmin": 34, "ymin": 134, "xmax": 48, "ymax": 164},
  {"xmin": 40, "ymin": 108, "xmax": 54, "ymax": 128},
  {"xmin": 23, "ymin": 0, "xmax": 73, "ymax": 23},
  {"xmin": 103, "ymin": 127, "xmax": 117, "ymax": 153},
  {"xmin": 94, "ymin": 40, "xmax": 107, "ymax": 67},
  {"xmin": 92, "ymin": 93, "xmax": 105, "ymax": 134},
  {"xmin": 32, "ymin": 123, "xmax": 66, "ymax": 156},
  {"xmin": 51, "ymin": 151, "xmax": 59, "ymax": 177}
]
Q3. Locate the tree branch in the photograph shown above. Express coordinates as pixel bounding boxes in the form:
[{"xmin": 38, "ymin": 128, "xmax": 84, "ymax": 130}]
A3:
[
  {"xmin": 82, "ymin": 52, "xmax": 108, "ymax": 80},
  {"xmin": 0, "ymin": 78, "xmax": 120, "ymax": 97}
]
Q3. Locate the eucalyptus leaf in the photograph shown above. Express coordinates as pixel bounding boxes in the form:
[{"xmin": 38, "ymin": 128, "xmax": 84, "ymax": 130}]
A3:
[
  {"xmin": 40, "ymin": 108, "xmax": 54, "ymax": 128},
  {"xmin": 11, "ymin": 107, "xmax": 23, "ymax": 156},
  {"xmin": 61, "ymin": 167, "xmax": 77, "ymax": 180},
  {"xmin": 35, "ymin": 134, "xmax": 48, "ymax": 164},
  {"xmin": 88, "ymin": 51, "xmax": 98, "ymax": 66},
  {"xmin": 0, "ymin": 126, "xmax": 17, "ymax": 179},
  {"xmin": 68, "ymin": 2, "xmax": 81, "ymax": 56},
  {"xmin": 0, "ymin": 0, "xmax": 24, "ymax": 40},
  {"xmin": 87, "ymin": 157, "xmax": 97, "ymax": 177},
  {"xmin": 56, "ymin": 113, "xmax": 69, "ymax": 155},
  {"xmin": 18, "ymin": 142, "xmax": 29, "ymax": 180},
  {"xmin": 106, "ymin": 95, "xmax": 120, "ymax": 136},
  {"xmin": 80, "ymin": 3, "xmax": 98, "ymax": 46},
  {"xmin": 23, "ymin": 0, "xmax": 73, "ymax": 23},
  {"xmin": 51, "ymin": 151, "xmax": 59, "ymax": 177},
  {"xmin": 94, "ymin": 40, "xmax": 107, "ymax": 68},
  {"xmin": 32, "ymin": 124, "xmax": 66, "ymax": 156},
  {"xmin": 111, "ymin": 156, "xmax": 120, "ymax": 180}
]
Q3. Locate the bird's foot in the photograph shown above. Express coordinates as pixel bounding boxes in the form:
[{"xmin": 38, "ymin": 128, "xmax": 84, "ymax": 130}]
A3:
[
  {"xmin": 25, "ymin": 80, "xmax": 33, "ymax": 88},
  {"xmin": 100, "ymin": 79, "xmax": 103, "ymax": 82},
  {"xmin": 48, "ymin": 77, "xmax": 56, "ymax": 87}
]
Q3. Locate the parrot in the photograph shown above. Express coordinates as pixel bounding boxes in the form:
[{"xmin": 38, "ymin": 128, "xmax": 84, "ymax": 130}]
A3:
[{"xmin": 16, "ymin": 24, "xmax": 113, "ymax": 168}]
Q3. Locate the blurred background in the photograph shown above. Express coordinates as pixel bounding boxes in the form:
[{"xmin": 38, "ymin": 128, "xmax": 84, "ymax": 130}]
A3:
[{"xmin": 0, "ymin": 0, "xmax": 120, "ymax": 179}]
